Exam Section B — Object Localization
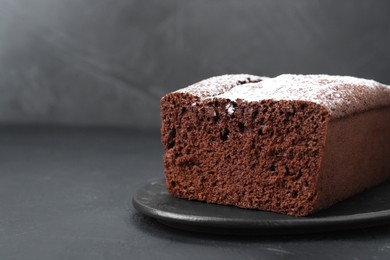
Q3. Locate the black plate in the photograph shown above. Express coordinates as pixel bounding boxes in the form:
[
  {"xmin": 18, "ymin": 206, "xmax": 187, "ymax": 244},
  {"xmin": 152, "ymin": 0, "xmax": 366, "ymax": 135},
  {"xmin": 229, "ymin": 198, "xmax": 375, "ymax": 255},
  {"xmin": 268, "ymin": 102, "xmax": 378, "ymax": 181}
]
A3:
[{"xmin": 132, "ymin": 178, "xmax": 390, "ymax": 235}]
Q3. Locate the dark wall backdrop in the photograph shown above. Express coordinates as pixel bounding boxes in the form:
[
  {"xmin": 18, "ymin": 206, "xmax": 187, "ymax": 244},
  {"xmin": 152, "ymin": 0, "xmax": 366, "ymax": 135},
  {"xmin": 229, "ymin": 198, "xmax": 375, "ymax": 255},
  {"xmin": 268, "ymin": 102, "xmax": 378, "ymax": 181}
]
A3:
[{"xmin": 0, "ymin": 0, "xmax": 389, "ymax": 128}]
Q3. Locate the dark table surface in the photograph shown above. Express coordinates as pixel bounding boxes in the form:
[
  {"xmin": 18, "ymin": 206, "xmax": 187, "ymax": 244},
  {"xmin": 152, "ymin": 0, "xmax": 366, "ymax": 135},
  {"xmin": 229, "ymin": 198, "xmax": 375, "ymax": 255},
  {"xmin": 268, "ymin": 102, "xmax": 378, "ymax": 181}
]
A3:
[{"xmin": 1, "ymin": 127, "xmax": 390, "ymax": 260}]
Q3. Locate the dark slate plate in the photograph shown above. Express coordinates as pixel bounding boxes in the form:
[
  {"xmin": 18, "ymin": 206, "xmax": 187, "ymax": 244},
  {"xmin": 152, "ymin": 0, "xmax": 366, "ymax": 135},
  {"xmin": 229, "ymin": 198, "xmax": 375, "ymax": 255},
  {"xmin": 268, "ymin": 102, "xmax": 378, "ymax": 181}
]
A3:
[{"xmin": 132, "ymin": 178, "xmax": 390, "ymax": 235}]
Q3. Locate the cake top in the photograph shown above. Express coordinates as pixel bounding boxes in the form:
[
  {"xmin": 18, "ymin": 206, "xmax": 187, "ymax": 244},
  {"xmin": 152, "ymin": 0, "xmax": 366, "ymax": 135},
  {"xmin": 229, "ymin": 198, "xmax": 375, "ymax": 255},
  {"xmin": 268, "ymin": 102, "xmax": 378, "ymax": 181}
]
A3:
[{"xmin": 175, "ymin": 74, "xmax": 390, "ymax": 118}]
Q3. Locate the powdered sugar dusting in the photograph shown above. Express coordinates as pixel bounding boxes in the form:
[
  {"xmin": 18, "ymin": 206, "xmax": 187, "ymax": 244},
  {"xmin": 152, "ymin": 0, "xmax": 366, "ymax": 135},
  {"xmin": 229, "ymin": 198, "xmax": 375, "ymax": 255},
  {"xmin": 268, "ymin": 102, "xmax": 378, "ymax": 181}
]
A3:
[
  {"xmin": 175, "ymin": 74, "xmax": 266, "ymax": 98},
  {"xmin": 216, "ymin": 74, "xmax": 390, "ymax": 117},
  {"xmin": 173, "ymin": 74, "xmax": 390, "ymax": 118}
]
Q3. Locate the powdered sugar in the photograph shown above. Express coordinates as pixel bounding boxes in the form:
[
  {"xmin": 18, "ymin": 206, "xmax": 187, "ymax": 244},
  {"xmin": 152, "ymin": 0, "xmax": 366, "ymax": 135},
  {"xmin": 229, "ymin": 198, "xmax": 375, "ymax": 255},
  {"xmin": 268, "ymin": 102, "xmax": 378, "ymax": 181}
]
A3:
[
  {"xmin": 217, "ymin": 74, "xmax": 380, "ymax": 101},
  {"xmin": 175, "ymin": 74, "xmax": 266, "ymax": 99},
  {"xmin": 178, "ymin": 74, "xmax": 390, "ymax": 118}
]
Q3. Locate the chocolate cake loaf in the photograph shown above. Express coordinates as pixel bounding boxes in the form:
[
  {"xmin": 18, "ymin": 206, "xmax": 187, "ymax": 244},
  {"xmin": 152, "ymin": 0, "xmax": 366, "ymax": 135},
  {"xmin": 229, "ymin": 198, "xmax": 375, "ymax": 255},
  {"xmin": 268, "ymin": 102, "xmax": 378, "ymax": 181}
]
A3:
[{"xmin": 160, "ymin": 74, "xmax": 390, "ymax": 216}]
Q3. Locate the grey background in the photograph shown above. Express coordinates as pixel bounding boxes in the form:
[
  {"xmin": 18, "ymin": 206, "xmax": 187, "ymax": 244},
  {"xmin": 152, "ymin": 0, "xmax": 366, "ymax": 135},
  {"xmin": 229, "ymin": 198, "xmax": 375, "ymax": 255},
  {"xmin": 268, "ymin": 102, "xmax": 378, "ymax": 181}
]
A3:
[
  {"xmin": 1, "ymin": 1, "xmax": 390, "ymax": 259},
  {"xmin": 0, "ymin": 0, "xmax": 389, "ymax": 128}
]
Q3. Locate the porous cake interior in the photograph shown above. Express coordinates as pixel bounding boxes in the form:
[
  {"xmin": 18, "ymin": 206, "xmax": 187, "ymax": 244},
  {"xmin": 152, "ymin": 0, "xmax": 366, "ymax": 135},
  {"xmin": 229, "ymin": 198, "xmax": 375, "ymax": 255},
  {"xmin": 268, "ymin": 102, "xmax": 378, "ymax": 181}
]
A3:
[{"xmin": 161, "ymin": 93, "xmax": 330, "ymax": 216}]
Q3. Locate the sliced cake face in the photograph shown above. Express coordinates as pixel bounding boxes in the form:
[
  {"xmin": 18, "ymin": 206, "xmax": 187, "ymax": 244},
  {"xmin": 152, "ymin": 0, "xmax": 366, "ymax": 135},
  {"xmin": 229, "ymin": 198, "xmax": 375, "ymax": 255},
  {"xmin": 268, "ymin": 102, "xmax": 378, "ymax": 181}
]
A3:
[
  {"xmin": 161, "ymin": 93, "xmax": 330, "ymax": 216},
  {"xmin": 161, "ymin": 74, "xmax": 390, "ymax": 216}
]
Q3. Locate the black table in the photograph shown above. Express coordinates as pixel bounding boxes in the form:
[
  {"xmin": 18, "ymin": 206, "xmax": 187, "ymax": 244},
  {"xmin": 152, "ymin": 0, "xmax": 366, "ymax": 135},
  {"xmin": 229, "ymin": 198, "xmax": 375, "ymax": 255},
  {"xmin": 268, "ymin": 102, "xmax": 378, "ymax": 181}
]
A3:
[{"xmin": 1, "ymin": 127, "xmax": 389, "ymax": 259}]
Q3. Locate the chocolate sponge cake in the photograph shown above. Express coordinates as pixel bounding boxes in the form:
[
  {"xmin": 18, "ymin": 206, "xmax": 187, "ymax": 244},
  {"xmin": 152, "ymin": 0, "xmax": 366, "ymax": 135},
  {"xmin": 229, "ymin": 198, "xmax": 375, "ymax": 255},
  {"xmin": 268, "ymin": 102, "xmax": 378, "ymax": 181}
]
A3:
[{"xmin": 160, "ymin": 74, "xmax": 390, "ymax": 216}]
